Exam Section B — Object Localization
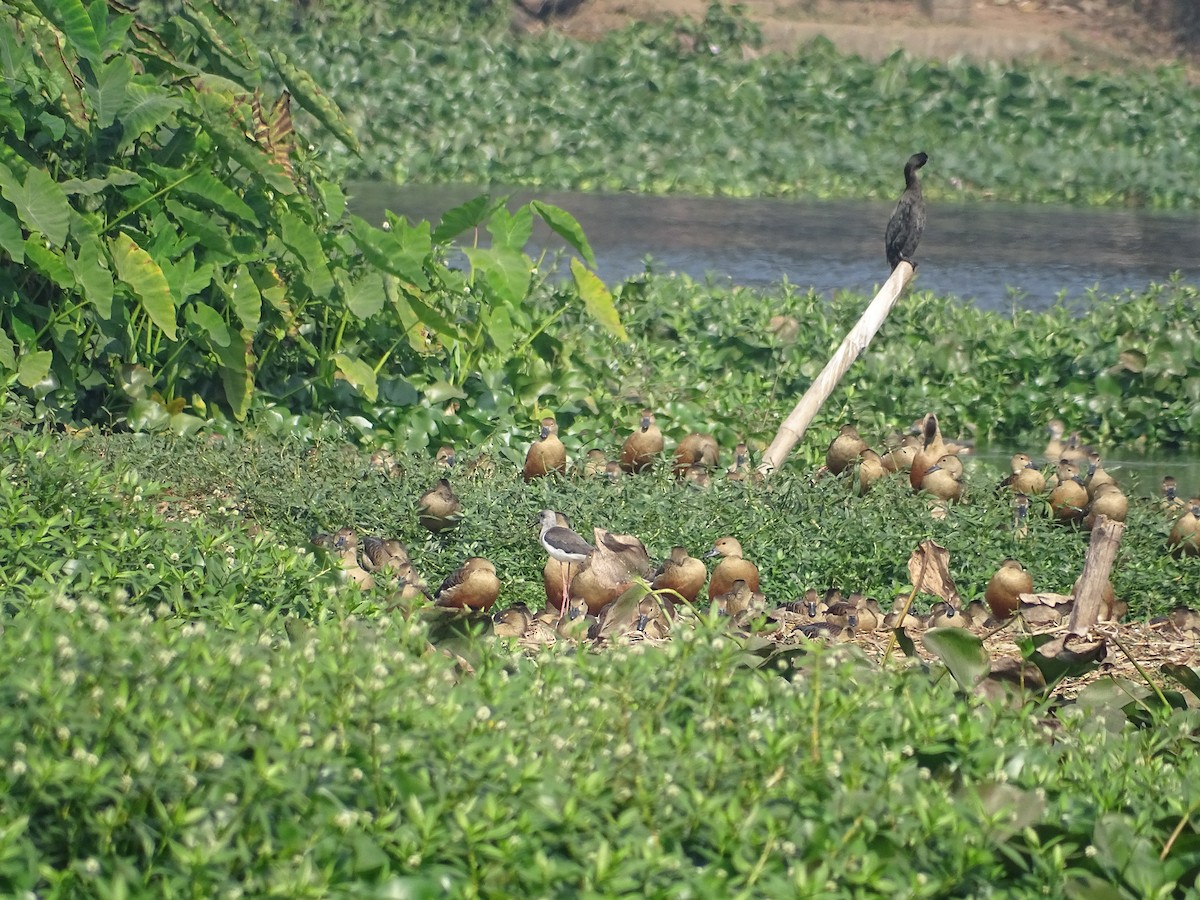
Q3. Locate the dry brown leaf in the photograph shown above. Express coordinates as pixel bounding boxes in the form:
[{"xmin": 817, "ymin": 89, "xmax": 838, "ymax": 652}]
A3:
[{"xmin": 907, "ymin": 539, "xmax": 961, "ymax": 606}]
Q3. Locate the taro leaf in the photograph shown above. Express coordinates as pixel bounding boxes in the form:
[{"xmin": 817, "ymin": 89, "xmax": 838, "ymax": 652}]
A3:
[
  {"xmin": 532, "ymin": 200, "xmax": 597, "ymax": 268},
  {"xmin": 923, "ymin": 627, "xmax": 989, "ymax": 689},
  {"xmin": 174, "ymin": 170, "xmax": 260, "ymax": 227},
  {"xmin": 72, "ymin": 236, "xmax": 113, "ymax": 317},
  {"xmin": 487, "ymin": 204, "xmax": 533, "ymax": 253},
  {"xmin": 1062, "ymin": 875, "xmax": 1127, "ymax": 900},
  {"xmin": 968, "ymin": 782, "xmax": 1046, "ymax": 843},
  {"xmin": 1024, "ymin": 634, "xmax": 1106, "ymax": 688},
  {"xmin": 117, "ymin": 363, "xmax": 153, "ymax": 399},
  {"xmin": 269, "ymin": 48, "xmax": 361, "ymax": 155},
  {"xmin": 464, "ymin": 246, "xmax": 531, "ymax": 308},
  {"xmin": 571, "ymin": 258, "xmax": 627, "ymax": 341},
  {"xmin": 0, "ymin": 330, "xmax": 15, "ymax": 371},
  {"xmin": 118, "ymin": 83, "xmax": 182, "ymax": 151},
  {"xmin": 25, "ymin": 237, "xmax": 75, "ymax": 289},
  {"xmin": 128, "ymin": 397, "xmax": 170, "ymax": 432},
  {"xmin": 86, "ymin": 56, "xmax": 131, "ymax": 129},
  {"xmin": 30, "ymin": 0, "xmax": 102, "ymax": 63},
  {"xmin": 894, "ymin": 626, "xmax": 917, "ymax": 658},
  {"xmin": 432, "ymin": 194, "xmax": 502, "ymax": 243},
  {"xmin": 186, "ymin": 302, "xmax": 228, "ymax": 345},
  {"xmin": 333, "ymin": 352, "xmax": 378, "ymax": 402},
  {"xmin": 349, "ymin": 215, "xmax": 430, "ymax": 291},
  {"xmin": 1092, "ymin": 813, "xmax": 1176, "ymax": 898},
  {"xmin": 0, "ymin": 194, "xmax": 24, "ymax": 262},
  {"xmin": 1161, "ymin": 664, "xmax": 1200, "ymax": 701},
  {"xmin": 3, "ymin": 167, "xmax": 71, "ymax": 248},
  {"xmin": 342, "ymin": 272, "xmax": 385, "ymax": 321},
  {"xmin": 110, "ymin": 233, "xmax": 177, "ymax": 340},
  {"xmin": 180, "ymin": 0, "xmax": 256, "ymax": 73},
  {"xmin": 280, "ymin": 212, "xmax": 333, "ymax": 297},
  {"xmin": 225, "ymin": 266, "xmax": 261, "ymax": 333},
  {"xmin": 907, "ymin": 540, "xmax": 961, "ymax": 606},
  {"xmin": 16, "ymin": 350, "xmax": 52, "ymax": 389}
]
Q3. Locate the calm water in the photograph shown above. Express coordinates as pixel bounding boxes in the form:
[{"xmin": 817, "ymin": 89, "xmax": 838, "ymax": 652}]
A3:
[{"xmin": 348, "ymin": 182, "xmax": 1200, "ymax": 312}]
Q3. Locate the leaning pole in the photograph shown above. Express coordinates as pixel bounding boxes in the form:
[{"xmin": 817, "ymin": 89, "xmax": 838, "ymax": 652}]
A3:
[{"xmin": 758, "ymin": 261, "xmax": 915, "ymax": 476}]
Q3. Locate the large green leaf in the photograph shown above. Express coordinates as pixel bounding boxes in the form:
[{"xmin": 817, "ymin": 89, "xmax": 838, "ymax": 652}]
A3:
[
  {"xmin": 922, "ymin": 627, "xmax": 989, "ymax": 690},
  {"xmin": 0, "ymin": 194, "xmax": 23, "ymax": 263},
  {"xmin": 170, "ymin": 169, "xmax": 259, "ymax": 227},
  {"xmin": 342, "ymin": 271, "xmax": 384, "ymax": 321},
  {"xmin": 86, "ymin": 56, "xmax": 130, "ymax": 128},
  {"xmin": 431, "ymin": 194, "xmax": 502, "ymax": 244},
  {"xmin": 70, "ymin": 236, "xmax": 113, "ymax": 317},
  {"xmin": 532, "ymin": 201, "xmax": 597, "ymax": 268},
  {"xmin": 0, "ymin": 167, "xmax": 71, "ymax": 248},
  {"xmin": 464, "ymin": 246, "xmax": 531, "ymax": 308},
  {"xmin": 487, "ymin": 204, "xmax": 533, "ymax": 253},
  {"xmin": 571, "ymin": 258, "xmax": 626, "ymax": 341},
  {"xmin": 110, "ymin": 233, "xmax": 177, "ymax": 340},
  {"xmin": 333, "ymin": 352, "xmax": 378, "ymax": 402},
  {"xmin": 30, "ymin": 0, "xmax": 102, "ymax": 63},
  {"xmin": 16, "ymin": 349, "xmax": 53, "ymax": 388},
  {"xmin": 349, "ymin": 216, "xmax": 430, "ymax": 291},
  {"xmin": 226, "ymin": 265, "xmax": 261, "ymax": 333},
  {"xmin": 24, "ymin": 235, "xmax": 75, "ymax": 289},
  {"xmin": 280, "ymin": 211, "xmax": 333, "ymax": 297},
  {"xmin": 118, "ymin": 83, "xmax": 181, "ymax": 150}
]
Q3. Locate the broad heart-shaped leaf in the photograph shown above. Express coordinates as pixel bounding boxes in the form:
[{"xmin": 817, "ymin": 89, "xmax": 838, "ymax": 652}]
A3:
[
  {"xmin": 431, "ymin": 194, "xmax": 502, "ymax": 244},
  {"xmin": 571, "ymin": 258, "xmax": 627, "ymax": 341},
  {"xmin": 6, "ymin": 168, "xmax": 71, "ymax": 248},
  {"xmin": 225, "ymin": 265, "xmax": 261, "ymax": 333},
  {"xmin": 269, "ymin": 48, "xmax": 360, "ymax": 155},
  {"xmin": 110, "ymin": 233, "xmax": 177, "ymax": 340},
  {"xmin": 16, "ymin": 350, "xmax": 53, "ymax": 388},
  {"xmin": 486, "ymin": 203, "xmax": 533, "ymax": 253},
  {"xmin": 119, "ymin": 83, "xmax": 182, "ymax": 152},
  {"xmin": 0, "ymin": 329, "xmax": 15, "ymax": 371},
  {"xmin": 0, "ymin": 194, "xmax": 25, "ymax": 263},
  {"xmin": 171, "ymin": 169, "xmax": 261, "ymax": 227},
  {"xmin": 186, "ymin": 302, "xmax": 230, "ymax": 346},
  {"xmin": 85, "ymin": 56, "xmax": 131, "ymax": 129},
  {"xmin": 341, "ymin": 271, "xmax": 385, "ymax": 321},
  {"xmin": 70, "ymin": 236, "xmax": 113, "ymax": 318},
  {"xmin": 209, "ymin": 325, "xmax": 253, "ymax": 420},
  {"xmin": 922, "ymin": 627, "xmax": 989, "ymax": 689},
  {"xmin": 532, "ymin": 200, "xmax": 596, "ymax": 268},
  {"xmin": 30, "ymin": 0, "xmax": 102, "ymax": 63},
  {"xmin": 349, "ymin": 215, "xmax": 431, "ymax": 290},
  {"xmin": 24, "ymin": 236, "xmax": 75, "ymax": 289},
  {"xmin": 333, "ymin": 353, "xmax": 378, "ymax": 402},
  {"xmin": 465, "ymin": 246, "xmax": 531, "ymax": 308},
  {"xmin": 1161, "ymin": 663, "xmax": 1200, "ymax": 701},
  {"xmin": 279, "ymin": 211, "xmax": 333, "ymax": 297}
]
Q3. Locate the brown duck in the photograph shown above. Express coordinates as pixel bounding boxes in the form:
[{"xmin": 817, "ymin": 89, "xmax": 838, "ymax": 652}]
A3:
[
  {"xmin": 826, "ymin": 424, "xmax": 868, "ymax": 476},
  {"xmin": 856, "ymin": 448, "xmax": 887, "ymax": 495},
  {"xmin": 651, "ymin": 546, "xmax": 708, "ymax": 604},
  {"xmin": 1049, "ymin": 461, "xmax": 1088, "ymax": 524},
  {"xmin": 621, "ymin": 409, "xmax": 665, "ymax": 474},
  {"xmin": 910, "ymin": 413, "xmax": 949, "ymax": 492},
  {"xmin": 920, "ymin": 453, "xmax": 964, "ymax": 503},
  {"xmin": 434, "ymin": 557, "xmax": 501, "ymax": 612},
  {"xmin": 1083, "ymin": 482, "xmax": 1128, "ymax": 530},
  {"xmin": 705, "ymin": 537, "xmax": 760, "ymax": 602},
  {"xmin": 523, "ymin": 416, "xmax": 567, "ymax": 482},
  {"xmin": 673, "ymin": 432, "xmax": 720, "ymax": 478},
  {"xmin": 1084, "ymin": 451, "xmax": 1116, "ymax": 500},
  {"xmin": 1169, "ymin": 498, "xmax": 1200, "ymax": 557},
  {"xmin": 417, "ymin": 478, "xmax": 462, "ymax": 534},
  {"xmin": 998, "ymin": 453, "xmax": 1045, "ymax": 496},
  {"xmin": 984, "ymin": 558, "xmax": 1033, "ymax": 621}
]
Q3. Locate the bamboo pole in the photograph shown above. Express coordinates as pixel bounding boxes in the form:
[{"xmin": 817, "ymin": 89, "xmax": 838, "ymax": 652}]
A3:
[{"xmin": 759, "ymin": 261, "xmax": 915, "ymax": 475}]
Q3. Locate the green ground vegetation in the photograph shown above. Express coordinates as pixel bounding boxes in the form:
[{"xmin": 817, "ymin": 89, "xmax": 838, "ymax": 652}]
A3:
[{"xmin": 2, "ymin": 427, "xmax": 1200, "ymax": 895}]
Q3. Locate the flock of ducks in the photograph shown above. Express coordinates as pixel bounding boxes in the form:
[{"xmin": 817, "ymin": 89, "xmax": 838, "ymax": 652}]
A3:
[{"xmin": 311, "ymin": 411, "xmax": 1200, "ymax": 649}]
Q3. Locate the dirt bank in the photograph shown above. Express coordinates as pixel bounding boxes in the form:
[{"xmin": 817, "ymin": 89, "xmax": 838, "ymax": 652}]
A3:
[{"xmin": 517, "ymin": 0, "xmax": 1187, "ymax": 71}]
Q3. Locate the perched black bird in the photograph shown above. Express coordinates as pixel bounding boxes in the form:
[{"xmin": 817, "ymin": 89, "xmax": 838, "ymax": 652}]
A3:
[{"xmin": 885, "ymin": 151, "xmax": 929, "ymax": 271}]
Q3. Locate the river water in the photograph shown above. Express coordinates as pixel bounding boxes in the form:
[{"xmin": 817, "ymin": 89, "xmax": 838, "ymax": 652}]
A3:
[
  {"xmin": 349, "ymin": 183, "xmax": 1200, "ymax": 313},
  {"xmin": 348, "ymin": 182, "xmax": 1200, "ymax": 490}
]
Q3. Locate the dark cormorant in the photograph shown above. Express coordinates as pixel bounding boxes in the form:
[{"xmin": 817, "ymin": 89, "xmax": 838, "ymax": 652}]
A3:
[{"xmin": 885, "ymin": 151, "xmax": 928, "ymax": 271}]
